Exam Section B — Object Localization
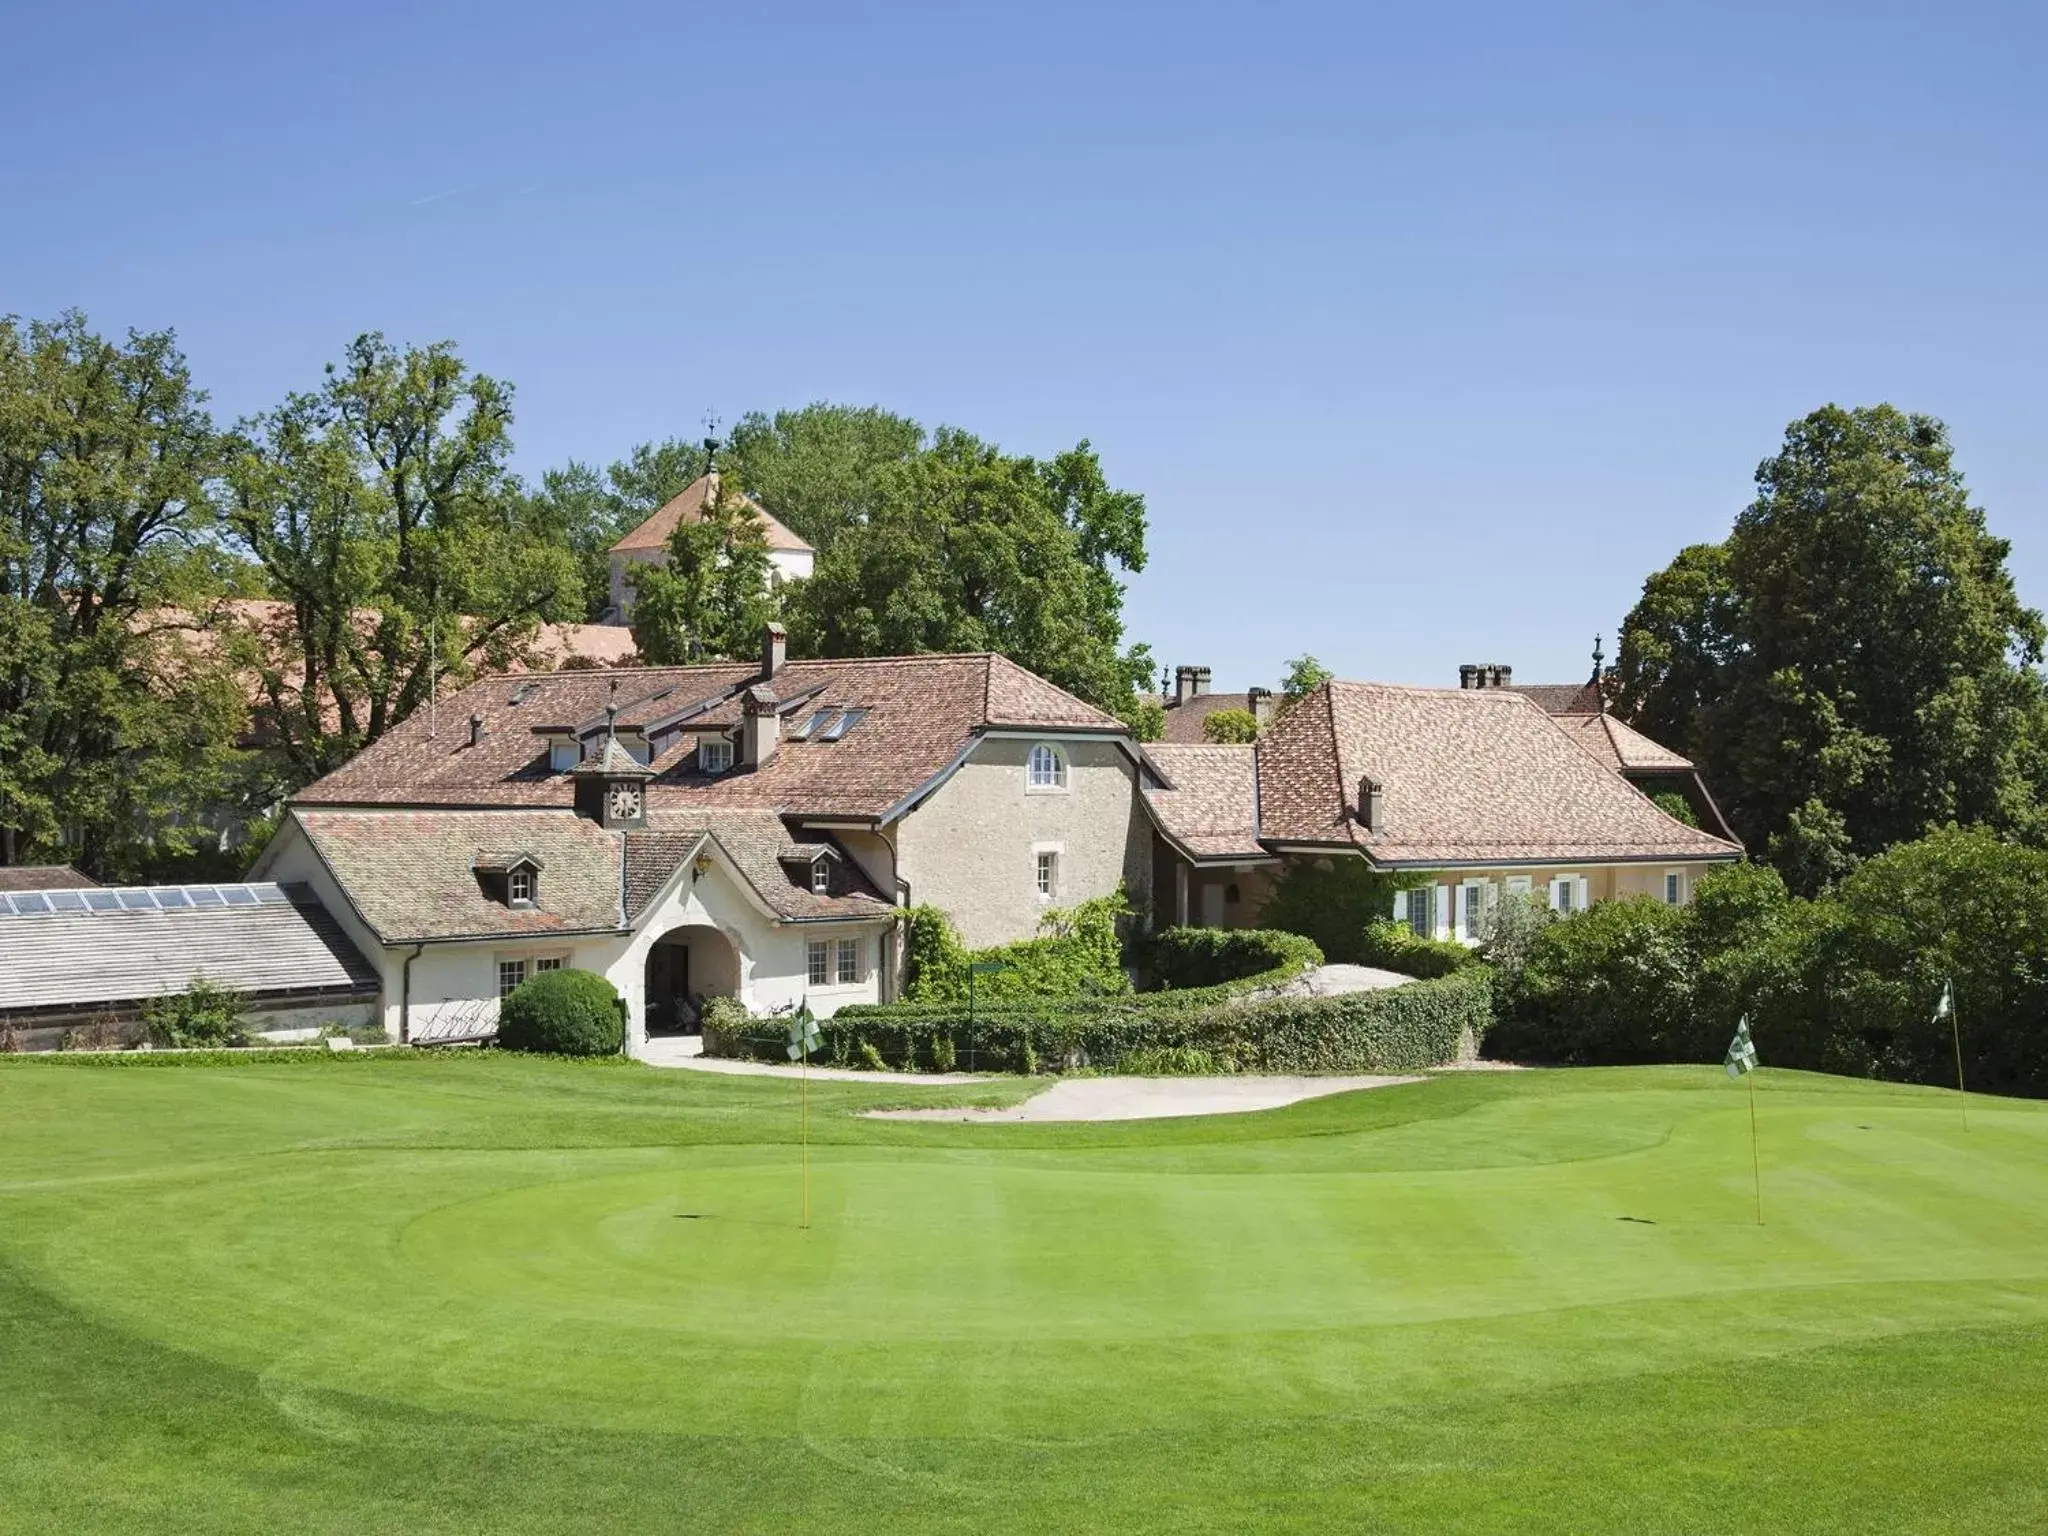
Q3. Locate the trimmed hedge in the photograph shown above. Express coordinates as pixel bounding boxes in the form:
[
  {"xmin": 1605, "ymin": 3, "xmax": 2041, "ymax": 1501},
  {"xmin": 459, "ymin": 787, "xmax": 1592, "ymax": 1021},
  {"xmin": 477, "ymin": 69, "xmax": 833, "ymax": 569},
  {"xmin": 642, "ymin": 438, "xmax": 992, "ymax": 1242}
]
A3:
[
  {"xmin": 1358, "ymin": 921, "xmax": 1483, "ymax": 979},
  {"xmin": 496, "ymin": 968, "xmax": 625, "ymax": 1057},
  {"xmin": 1139, "ymin": 927, "xmax": 1324, "ymax": 990},
  {"xmin": 717, "ymin": 965, "xmax": 1487, "ymax": 1076}
]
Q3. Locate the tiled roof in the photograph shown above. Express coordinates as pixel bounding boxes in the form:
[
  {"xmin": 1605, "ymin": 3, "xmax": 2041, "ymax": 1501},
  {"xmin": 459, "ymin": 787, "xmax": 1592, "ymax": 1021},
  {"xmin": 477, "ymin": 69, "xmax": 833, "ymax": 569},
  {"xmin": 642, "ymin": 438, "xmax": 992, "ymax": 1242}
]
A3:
[
  {"xmin": 294, "ymin": 810, "xmax": 626, "ymax": 942},
  {"xmin": 0, "ymin": 865, "xmax": 99, "ymax": 892},
  {"xmin": 1506, "ymin": 680, "xmax": 1603, "ymax": 715},
  {"xmin": 0, "ymin": 885, "xmax": 378, "ymax": 1016},
  {"xmin": 1156, "ymin": 693, "xmax": 1255, "ymax": 744},
  {"xmin": 628, "ymin": 811, "xmax": 894, "ymax": 923},
  {"xmin": 1256, "ymin": 681, "xmax": 1741, "ymax": 866},
  {"xmin": 1551, "ymin": 712, "xmax": 1694, "ymax": 774},
  {"xmin": 1142, "ymin": 745, "xmax": 1267, "ymax": 861},
  {"xmin": 610, "ymin": 474, "xmax": 814, "ymax": 555},
  {"xmin": 293, "ymin": 653, "xmax": 1124, "ymax": 821}
]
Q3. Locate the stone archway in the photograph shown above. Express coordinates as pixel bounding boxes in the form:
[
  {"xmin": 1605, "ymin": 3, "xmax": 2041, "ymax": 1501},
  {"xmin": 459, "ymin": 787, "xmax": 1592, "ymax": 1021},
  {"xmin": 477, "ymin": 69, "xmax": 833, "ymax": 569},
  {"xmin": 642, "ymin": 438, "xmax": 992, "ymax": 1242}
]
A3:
[{"xmin": 643, "ymin": 923, "xmax": 744, "ymax": 1035}]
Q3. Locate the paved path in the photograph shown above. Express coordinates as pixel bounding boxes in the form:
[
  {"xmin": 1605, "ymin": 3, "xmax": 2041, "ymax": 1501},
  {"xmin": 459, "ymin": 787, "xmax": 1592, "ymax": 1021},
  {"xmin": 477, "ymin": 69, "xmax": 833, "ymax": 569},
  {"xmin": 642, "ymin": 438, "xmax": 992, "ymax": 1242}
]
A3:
[
  {"xmin": 866, "ymin": 1073, "xmax": 1424, "ymax": 1123},
  {"xmin": 1255, "ymin": 963, "xmax": 1416, "ymax": 999}
]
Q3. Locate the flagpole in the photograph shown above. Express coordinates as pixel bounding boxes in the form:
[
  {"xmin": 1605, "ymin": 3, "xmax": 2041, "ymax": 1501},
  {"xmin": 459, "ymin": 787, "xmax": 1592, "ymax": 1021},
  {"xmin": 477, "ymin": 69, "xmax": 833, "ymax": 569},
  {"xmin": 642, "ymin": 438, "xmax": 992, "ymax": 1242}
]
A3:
[
  {"xmin": 1949, "ymin": 981, "xmax": 1969, "ymax": 1134},
  {"xmin": 1746, "ymin": 1067, "xmax": 1763, "ymax": 1226},
  {"xmin": 801, "ymin": 1038, "xmax": 810, "ymax": 1231}
]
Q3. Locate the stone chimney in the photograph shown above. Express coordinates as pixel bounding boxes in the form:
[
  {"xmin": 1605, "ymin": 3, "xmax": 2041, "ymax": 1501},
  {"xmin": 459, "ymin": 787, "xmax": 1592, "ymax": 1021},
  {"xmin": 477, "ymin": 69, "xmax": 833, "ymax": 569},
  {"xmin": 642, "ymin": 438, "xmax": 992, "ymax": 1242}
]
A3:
[
  {"xmin": 742, "ymin": 683, "xmax": 780, "ymax": 769},
  {"xmin": 761, "ymin": 622, "xmax": 787, "ymax": 680},
  {"xmin": 1359, "ymin": 776, "xmax": 1384, "ymax": 831},
  {"xmin": 468, "ymin": 712, "xmax": 485, "ymax": 748},
  {"xmin": 1458, "ymin": 664, "xmax": 1514, "ymax": 690},
  {"xmin": 1248, "ymin": 686, "xmax": 1274, "ymax": 727},
  {"xmin": 1173, "ymin": 665, "xmax": 1212, "ymax": 705}
]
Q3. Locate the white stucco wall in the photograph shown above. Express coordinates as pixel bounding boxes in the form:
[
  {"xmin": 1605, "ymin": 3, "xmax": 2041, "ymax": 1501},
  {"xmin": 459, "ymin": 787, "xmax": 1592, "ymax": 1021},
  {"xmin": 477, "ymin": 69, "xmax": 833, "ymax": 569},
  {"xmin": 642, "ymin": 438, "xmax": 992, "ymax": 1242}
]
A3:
[{"xmin": 892, "ymin": 735, "xmax": 1152, "ymax": 950}]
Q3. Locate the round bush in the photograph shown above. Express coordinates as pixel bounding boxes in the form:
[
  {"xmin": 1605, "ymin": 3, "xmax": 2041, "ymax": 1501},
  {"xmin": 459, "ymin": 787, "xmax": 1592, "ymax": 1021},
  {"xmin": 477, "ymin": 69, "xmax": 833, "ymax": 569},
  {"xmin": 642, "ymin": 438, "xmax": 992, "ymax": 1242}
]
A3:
[{"xmin": 496, "ymin": 968, "xmax": 624, "ymax": 1056}]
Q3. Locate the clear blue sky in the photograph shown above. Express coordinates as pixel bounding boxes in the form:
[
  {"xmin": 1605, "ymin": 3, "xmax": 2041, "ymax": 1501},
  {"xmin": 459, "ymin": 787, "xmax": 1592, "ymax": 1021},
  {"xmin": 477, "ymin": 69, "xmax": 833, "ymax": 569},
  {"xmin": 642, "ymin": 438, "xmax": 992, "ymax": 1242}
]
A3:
[{"xmin": 6, "ymin": 1, "xmax": 2044, "ymax": 692}]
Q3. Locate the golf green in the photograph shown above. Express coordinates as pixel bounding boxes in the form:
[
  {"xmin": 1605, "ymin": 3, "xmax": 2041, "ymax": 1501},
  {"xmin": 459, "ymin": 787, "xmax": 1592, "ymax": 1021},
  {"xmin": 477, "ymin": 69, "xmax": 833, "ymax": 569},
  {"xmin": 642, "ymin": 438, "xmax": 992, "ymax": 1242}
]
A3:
[{"xmin": 3, "ymin": 1055, "xmax": 2047, "ymax": 1533}]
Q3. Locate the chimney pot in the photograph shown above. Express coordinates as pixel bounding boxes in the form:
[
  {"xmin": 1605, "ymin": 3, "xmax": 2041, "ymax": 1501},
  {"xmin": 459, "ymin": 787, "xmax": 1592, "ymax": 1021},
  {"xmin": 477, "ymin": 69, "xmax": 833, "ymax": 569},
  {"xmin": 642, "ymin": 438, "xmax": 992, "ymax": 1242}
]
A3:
[
  {"xmin": 741, "ymin": 683, "xmax": 780, "ymax": 768},
  {"xmin": 469, "ymin": 712, "xmax": 485, "ymax": 747},
  {"xmin": 1494, "ymin": 664, "xmax": 1513, "ymax": 688},
  {"xmin": 762, "ymin": 622, "xmax": 787, "ymax": 679},
  {"xmin": 1459, "ymin": 665, "xmax": 1479, "ymax": 690},
  {"xmin": 1248, "ymin": 685, "xmax": 1274, "ymax": 727},
  {"xmin": 1360, "ymin": 777, "xmax": 1384, "ymax": 831},
  {"xmin": 1192, "ymin": 667, "xmax": 1211, "ymax": 698}
]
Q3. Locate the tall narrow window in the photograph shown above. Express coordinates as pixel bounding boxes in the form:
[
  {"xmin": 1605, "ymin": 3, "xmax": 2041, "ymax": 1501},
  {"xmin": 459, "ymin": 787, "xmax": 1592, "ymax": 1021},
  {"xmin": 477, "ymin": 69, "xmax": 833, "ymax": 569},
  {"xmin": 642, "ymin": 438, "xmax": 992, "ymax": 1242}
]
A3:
[
  {"xmin": 1035, "ymin": 849, "xmax": 1059, "ymax": 899},
  {"xmin": 1027, "ymin": 743, "xmax": 1067, "ymax": 790},
  {"xmin": 497, "ymin": 959, "xmax": 527, "ymax": 999},
  {"xmin": 1460, "ymin": 882, "xmax": 1486, "ymax": 942},
  {"xmin": 837, "ymin": 938, "xmax": 859, "ymax": 984},
  {"xmin": 811, "ymin": 859, "xmax": 831, "ymax": 894},
  {"xmin": 806, "ymin": 940, "xmax": 829, "ymax": 987},
  {"xmin": 1664, "ymin": 871, "xmax": 1685, "ymax": 906},
  {"xmin": 509, "ymin": 868, "xmax": 535, "ymax": 905},
  {"xmin": 1405, "ymin": 888, "xmax": 1434, "ymax": 939}
]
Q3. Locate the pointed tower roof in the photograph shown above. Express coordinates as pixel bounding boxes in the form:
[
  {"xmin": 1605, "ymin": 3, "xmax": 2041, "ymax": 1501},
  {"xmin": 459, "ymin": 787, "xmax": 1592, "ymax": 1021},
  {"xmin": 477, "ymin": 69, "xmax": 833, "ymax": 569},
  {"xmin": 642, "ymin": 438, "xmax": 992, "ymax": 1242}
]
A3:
[{"xmin": 608, "ymin": 473, "xmax": 814, "ymax": 556}]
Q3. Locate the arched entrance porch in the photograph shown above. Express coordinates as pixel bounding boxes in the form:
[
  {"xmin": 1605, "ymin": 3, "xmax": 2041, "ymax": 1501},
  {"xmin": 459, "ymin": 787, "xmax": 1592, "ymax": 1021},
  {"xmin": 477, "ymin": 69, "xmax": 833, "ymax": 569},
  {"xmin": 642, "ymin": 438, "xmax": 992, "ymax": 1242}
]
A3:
[{"xmin": 643, "ymin": 924, "xmax": 743, "ymax": 1035}]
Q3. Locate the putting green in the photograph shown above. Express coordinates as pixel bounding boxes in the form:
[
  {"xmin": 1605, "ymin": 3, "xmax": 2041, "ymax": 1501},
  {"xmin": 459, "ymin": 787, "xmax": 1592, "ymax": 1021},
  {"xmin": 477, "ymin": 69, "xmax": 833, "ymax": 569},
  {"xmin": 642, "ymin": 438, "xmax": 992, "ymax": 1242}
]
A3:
[{"xmin": 4, "ymin": 1055, "xmax": 2048, "ymax": 1532}]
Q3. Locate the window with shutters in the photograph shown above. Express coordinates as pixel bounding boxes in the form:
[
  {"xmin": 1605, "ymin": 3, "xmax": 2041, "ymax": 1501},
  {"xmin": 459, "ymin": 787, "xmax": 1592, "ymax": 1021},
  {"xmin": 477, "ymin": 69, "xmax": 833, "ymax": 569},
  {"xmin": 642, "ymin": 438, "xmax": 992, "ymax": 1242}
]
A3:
[{"xmin": 1407, "ymin": 888, "xmax": 1434, "ymax": 939}]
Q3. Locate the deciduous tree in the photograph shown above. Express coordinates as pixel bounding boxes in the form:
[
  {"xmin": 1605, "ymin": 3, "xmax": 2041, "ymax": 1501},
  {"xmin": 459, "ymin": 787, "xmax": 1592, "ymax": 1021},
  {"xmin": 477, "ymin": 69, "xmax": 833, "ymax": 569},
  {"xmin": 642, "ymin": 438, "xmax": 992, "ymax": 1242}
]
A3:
[
  {"xmin": 226, "ymin": 334, "xmax": 581, "ymax": 777},
  {"xmin": 1615, "ymin": 405, "xmax": 2048, "ymax": 888},
  {"xmin": 0, "ymin": 312, "xmax": 254, "ymax": 878}
]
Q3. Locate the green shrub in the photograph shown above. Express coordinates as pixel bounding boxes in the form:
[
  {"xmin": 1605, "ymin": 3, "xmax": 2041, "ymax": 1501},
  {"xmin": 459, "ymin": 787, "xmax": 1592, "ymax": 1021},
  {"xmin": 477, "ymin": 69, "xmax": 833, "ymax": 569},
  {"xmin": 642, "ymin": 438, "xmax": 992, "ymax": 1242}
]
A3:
[
  {"xmin": 698, "ymin": 997, "xmax": 755, "ymax": 1057},
  {"xmin": 1117, "ymin": 1046, "xmax": 1224, "ymax": 1075},
  {"xmin": 902, "ymin": 893, "xmax": 1132, "ymax": 1004},
  {"xmin": 1256, "ymin": 858, "xmax": 1421, "ymax": 963},
  {"xmin": 1141, "ymin": 927, "xmax": 1323, "ymax": 990},
  {"xmin": 1358, "ymin": 921, "xmax": 1480, "ymax": 979},
  {"xmin": 143, "ymin": 977, "xmax": 250, "ymax": 1049},
  {"xmin": 722, "ymin": 969, "xmax": 1487, "ymax": 1076},
  {"xmin": 1486, "ymin": 897, "xmax": 1699, "ymax": 1065},
  {"xmin": 857, "ymin": 1040, "xmax": 888, "ymax": 1072},
  {"xmin": 495, "ymin": 969, "xmax": 624, "ymax": 1057}
]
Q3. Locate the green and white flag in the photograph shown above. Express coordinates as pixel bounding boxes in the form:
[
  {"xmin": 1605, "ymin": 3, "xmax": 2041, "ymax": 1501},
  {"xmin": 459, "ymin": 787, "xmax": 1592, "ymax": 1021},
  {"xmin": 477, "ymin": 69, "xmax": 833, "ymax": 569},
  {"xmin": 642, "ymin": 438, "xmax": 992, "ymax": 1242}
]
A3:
[
  {"xmin": 1934, "ymin": 979, "xmax": 1955, "ymax": 1023},
  {"xmin": 1725, "ymin": 1015, "xmax": 1758, "ymax": 1078},
  {"xmin": 786, "ymin": 1001, "xmax": 821, "ymax": 1062}
]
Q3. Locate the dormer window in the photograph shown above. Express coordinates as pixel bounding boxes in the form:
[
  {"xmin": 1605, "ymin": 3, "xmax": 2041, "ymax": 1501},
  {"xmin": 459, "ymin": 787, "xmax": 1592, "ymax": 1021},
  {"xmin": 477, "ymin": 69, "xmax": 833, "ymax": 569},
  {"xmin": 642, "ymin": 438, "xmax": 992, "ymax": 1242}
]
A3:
[
  {"xmin": 509, "ymin": 868, "xmax": 535, "ymax": 906},
  {"xmin": 477, "ymin": 853, "xmax": 545, "ymax": 907},
  {"xmin": 699, "ymin": 738, "xmax": 734, "ymax": 774},
  {"xmin": 549, "ymin": 738, "xmax": 579, "ymax": 773},
  {"xmin": 810, "ymin": 859, "xmax": 831, "ymax": 894}
]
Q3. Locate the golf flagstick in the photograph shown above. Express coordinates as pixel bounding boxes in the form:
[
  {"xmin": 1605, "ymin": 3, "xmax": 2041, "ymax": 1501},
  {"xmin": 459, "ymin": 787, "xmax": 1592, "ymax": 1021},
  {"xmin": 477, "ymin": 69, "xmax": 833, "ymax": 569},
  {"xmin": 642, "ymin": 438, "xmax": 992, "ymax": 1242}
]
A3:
[
  {"xmin": 788, "ymin": 1001, "xmax": 820, "ymax": 1229},
  {"xmin": 1936, "ymin": 979, "xmax": 1967, "ymax": 1132},
  {"xmin": 1725, "ymin": 1015, "xmax": 1762, "ymax": 1225}
]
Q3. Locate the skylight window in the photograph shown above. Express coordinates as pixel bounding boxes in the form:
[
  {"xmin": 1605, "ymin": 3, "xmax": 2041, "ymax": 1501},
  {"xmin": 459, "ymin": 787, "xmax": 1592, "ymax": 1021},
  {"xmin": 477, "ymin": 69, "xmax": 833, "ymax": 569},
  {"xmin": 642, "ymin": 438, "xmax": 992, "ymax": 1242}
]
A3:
[
  {"xmin": 818, "ymin": 708, "xmax": 868, "ymax": 742},
  {"xmin": 789, "ymin": 710, "xmax": 835, "ymax": 741}
]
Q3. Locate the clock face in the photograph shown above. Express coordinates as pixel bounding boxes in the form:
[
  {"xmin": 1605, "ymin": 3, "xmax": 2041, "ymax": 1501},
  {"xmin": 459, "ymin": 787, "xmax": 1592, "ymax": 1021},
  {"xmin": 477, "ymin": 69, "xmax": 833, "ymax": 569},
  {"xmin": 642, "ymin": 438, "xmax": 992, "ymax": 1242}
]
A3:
[{"xmin": 608, "ymin": 783, "xmax": 642, "ymax": 821}]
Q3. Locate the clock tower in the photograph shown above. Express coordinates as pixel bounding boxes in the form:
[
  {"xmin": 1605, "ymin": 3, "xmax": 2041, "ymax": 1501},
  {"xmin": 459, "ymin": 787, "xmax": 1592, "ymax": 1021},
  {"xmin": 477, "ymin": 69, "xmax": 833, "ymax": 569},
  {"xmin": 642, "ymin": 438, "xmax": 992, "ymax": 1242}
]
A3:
[{"xmin": 572, "ymin": 705, "xmax": 655, "ymax": 831}]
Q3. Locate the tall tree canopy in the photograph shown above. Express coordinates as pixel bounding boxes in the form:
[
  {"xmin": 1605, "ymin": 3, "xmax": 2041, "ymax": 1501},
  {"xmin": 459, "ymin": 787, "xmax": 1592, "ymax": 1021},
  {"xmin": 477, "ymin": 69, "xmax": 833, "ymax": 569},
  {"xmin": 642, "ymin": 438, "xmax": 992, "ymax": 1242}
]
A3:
[
  {"xmin": 783, "ymin": 425, "xmax": 1153, "ymax": 719},
  {"xmin": 1615, "ymin": 404, "xmax": 2048, "ymax": 888},
  {"xmin": 0, "ymin": 312, "xmax": 253, "ymax": 877},
  {"xmin": 628, "ymin": 470, "xmax": 776, "ymax": 664},
  {"xmin": 226, "ymin": 335, "xmax": 581, "ymax": 776}
]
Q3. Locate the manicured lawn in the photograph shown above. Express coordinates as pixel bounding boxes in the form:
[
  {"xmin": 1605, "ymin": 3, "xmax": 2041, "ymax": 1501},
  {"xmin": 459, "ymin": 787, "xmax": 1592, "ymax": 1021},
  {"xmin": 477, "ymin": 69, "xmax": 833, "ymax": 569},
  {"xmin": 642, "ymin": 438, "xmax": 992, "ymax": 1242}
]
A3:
[{"xmin": 3, "ymin": 1054, "xmax": 2046, "ymax": 1533}]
